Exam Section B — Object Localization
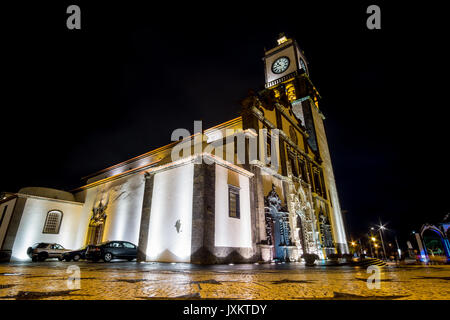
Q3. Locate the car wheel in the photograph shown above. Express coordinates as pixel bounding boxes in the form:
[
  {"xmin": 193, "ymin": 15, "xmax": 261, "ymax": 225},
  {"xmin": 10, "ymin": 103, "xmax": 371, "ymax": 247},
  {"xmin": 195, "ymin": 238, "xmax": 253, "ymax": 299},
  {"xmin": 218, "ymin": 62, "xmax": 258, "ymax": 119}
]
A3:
[
  {"xmin": 37, "ymin": 253, "xmax": 47, "ymax": 262},
  {"xmin": 73, "ymin": 254, "xmax": 81, "ymax": 262},
  {"xmin": 103, "ymin": 252, "xmax": 113, "ymax": 262},
  {"xmin": 64, "ymin": 257, "xmax": 72, "ymax": 262},
  {"xmin": 58, "ymin": 256, "xmax": 64, "ymax": 261},
  {"xmin": 32, "ymin": 256, "xmax": 38, "ymax": 262}
]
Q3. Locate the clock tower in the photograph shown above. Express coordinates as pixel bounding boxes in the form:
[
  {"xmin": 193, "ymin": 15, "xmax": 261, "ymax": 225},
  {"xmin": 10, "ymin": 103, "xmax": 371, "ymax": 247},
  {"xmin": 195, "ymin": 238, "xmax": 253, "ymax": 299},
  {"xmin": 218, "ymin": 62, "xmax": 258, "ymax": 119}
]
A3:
[
  {"xmin": 263, "ymin": 33, "xmax": 309, "ymax": 88},
  {"xmin": 258, "ymin": 34, "xmax": 350, "ymax": 255}
]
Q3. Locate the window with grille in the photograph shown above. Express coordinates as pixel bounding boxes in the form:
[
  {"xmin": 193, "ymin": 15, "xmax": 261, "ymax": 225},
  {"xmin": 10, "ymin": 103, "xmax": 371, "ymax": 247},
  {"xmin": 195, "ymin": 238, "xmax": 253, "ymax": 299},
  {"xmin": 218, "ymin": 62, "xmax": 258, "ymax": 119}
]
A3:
[
  {"xmin": 228, "ymin": 186, "xmax": 240, "ymax": 219},
  {"xmin": 42, "ymin": 210, "xmax": 63, "ymax": 234}
]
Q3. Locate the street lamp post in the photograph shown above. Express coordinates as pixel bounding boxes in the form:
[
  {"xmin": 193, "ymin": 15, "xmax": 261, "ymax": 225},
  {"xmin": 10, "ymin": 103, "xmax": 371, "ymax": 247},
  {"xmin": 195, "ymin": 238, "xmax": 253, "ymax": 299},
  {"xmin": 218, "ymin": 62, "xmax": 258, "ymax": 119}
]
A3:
[
  {"xmin": 368, "ymin": 234, "xmax": 374, "ymax": 257},
  {"xmin": 358, "ymin": 239, "xmax": 363, "ymax": 257},
  {"xmin": 395, "ymin": 236, "xmax": 401, "ymax": 259},
  {"xmin": 378, "ymin": 224, "xmax": 387, "ymax": 260}
]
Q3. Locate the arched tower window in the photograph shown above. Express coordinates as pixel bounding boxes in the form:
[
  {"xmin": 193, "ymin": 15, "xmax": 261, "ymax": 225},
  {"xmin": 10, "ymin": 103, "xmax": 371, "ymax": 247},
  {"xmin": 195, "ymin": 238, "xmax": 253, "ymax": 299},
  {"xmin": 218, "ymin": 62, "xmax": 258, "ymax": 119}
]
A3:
[{"xmin": 42, "ymin": 210, "xmax": 63, "ymax": 234}]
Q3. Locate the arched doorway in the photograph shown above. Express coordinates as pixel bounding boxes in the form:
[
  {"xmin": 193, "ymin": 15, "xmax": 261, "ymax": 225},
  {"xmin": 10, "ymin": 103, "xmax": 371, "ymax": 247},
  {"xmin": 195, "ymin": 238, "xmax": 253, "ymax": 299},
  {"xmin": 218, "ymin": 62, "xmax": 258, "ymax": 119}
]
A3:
[
  {"xmin": 268, "ymin": 206, "xmax": 290, "ymax": 260},
  {"xmin": 264, "ymin": 185, "xmax": 291, "ymax": 261},
  {"xmin": 295, "ymin": 213, "xmax": 306, "ymax": 255},
  {"xmin": 290, "ymin": 185, "xmax": 318, "ymax": 256}
]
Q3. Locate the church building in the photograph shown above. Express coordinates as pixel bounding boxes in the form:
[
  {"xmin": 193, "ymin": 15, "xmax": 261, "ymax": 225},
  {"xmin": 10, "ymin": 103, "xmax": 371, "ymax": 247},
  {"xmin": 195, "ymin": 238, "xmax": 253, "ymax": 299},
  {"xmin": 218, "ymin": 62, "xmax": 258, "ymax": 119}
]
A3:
[{"xmin": 0, "ymin": 35, "xmax": 348, "ymax": 264}]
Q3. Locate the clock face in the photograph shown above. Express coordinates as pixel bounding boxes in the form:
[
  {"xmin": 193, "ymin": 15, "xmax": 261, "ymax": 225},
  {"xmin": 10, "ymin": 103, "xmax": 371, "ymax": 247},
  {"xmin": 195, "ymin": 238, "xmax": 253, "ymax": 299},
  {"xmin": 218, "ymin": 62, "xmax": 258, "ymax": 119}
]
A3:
[{"xmin": 271, "ymin": 56, "xmax": 290, "ymax": 74}]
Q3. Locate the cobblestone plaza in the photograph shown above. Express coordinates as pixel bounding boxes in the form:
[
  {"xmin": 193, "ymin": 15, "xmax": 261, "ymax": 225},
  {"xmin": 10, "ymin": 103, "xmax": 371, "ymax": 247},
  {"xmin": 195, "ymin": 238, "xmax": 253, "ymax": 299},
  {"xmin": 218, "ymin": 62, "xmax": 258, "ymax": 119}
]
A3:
[{"xmin": 0, "ymin": 262, "xmax": 449, "ymax": 300}]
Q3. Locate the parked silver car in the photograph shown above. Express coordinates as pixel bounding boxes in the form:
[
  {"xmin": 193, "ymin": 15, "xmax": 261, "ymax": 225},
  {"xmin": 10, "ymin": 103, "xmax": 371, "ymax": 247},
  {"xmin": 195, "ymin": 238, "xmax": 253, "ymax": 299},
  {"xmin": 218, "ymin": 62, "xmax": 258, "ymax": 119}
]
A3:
[{"xmin": 27, "ymin": 243, "xmax": 71, "ymax": 262}]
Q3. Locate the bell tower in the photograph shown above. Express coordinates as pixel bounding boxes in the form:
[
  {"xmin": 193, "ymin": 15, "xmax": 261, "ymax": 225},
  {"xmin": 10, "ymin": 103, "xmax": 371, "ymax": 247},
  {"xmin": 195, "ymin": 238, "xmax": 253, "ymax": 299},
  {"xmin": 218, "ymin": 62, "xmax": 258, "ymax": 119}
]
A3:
[
  {"xmin": 262, "ymin": 34, "xmax": 349, "ymax": 254},
  {"xmin": 263, "ymin": 33, "xmax": 309, "ymax": 88}
]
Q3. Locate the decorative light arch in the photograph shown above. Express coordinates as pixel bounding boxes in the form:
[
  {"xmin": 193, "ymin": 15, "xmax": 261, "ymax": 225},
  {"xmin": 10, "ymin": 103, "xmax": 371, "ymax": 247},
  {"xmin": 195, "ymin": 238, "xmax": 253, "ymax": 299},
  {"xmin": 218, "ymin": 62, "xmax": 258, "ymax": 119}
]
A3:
[{"xmin": 420, "ymin": 224, "xmax": 450, "ymax": 260}]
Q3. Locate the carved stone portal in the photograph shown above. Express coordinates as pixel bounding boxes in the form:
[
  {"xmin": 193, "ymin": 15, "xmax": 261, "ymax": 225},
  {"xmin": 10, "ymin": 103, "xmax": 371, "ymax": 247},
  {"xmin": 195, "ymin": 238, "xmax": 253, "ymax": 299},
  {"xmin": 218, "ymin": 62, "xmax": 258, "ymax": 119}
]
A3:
[
  {"xmin": 263, "ymin": 185, "xmax": 293, "ymax": 261},
  {"xmin": 86, "ymin": 193, "xmax": 109, "ymax": 245},
  {"xmin": 286, "ymin": 182, "xmax": 319, "ymax": 256}
]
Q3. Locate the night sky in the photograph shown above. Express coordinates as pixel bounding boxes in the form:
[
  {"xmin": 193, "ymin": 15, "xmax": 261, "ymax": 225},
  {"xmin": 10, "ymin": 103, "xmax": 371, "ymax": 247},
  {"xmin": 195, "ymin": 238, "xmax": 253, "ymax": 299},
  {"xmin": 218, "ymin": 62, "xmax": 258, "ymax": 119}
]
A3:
[{"xmin": 1, "ymin": 2, "xmax": 447, "ymax": 247}]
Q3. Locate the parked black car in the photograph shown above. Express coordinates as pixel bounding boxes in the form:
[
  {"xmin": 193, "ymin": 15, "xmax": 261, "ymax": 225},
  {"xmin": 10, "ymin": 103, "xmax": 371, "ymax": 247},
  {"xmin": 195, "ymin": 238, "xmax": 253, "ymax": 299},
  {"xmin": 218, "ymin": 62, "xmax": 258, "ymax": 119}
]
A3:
[
  {"xmin": 85, "ymin": 241, "xmax": 138, "ymax": 262},
  {"xmin": 62, "ymin": 246, "xmax": 88, "ymax": 262}
]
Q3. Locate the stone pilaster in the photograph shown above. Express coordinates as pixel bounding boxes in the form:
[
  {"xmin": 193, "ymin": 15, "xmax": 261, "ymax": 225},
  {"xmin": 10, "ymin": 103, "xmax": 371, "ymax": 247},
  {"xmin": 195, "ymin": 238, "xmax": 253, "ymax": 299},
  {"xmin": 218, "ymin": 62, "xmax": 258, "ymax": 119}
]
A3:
[
  {"xmin": 203, "ymin": 163, "xmax": 216, "ymax": 257},
  {"xmin": 246, "ymin": 164, "xmax": 260, "ymax": 261},
  {"xmin": 190, "ymin": 162, "xmax": 216, "ymax": 263},
  {"xmin": 137, "ymin": 173, "xmax": 154, "ymax": 262},
  {"xmin": 252, "ymin": 165, "xmax": 266, "ymax": 243},
  {"xmin": 309, "ymin": 100, "xmax": 349, "ymax": 253},
  {"xmin": 2, "ymin": 197, "xmax": 27, "ymax": 253}
]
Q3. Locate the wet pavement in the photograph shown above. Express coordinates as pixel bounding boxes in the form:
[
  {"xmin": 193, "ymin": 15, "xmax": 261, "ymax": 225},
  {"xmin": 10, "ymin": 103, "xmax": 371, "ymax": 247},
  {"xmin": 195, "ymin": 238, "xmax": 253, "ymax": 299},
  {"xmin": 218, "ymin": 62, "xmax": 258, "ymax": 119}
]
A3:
[{"xmin": 0, "ymin": 261, "xmax": 449, "ymax": 300}]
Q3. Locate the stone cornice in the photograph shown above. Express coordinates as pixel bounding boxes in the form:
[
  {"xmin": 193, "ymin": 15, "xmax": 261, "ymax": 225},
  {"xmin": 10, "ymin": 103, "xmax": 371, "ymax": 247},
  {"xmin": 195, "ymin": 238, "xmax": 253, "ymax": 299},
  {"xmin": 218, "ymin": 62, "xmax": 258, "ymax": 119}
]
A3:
[
  {"xmin": 250, "ymin": 161, "xmax": 289, "ymax": 182},
  {"xmin": 81, "ymin": 143, "xmax": 176, "ymax": 182},
  {"xmin": 205, "ymin": 154, "xmax": 254, "ymax": 178},
  {"xmin": 0, "ymin": 194, "xmax": 17, "ymax": 206},
  {"xmin": 14, "ymin": 193, "xmax": 84, "ymax": 206},
  {"xmin": 72, "ymin": 159, "xmax": 162, "ymax": 192},
  {"xmin": 73, "ymin": 153, "xmax": 254, "ymax": 192},
  {"xmin": 147, "ymin": 153, "xmax": 254, "ymax": 178}
]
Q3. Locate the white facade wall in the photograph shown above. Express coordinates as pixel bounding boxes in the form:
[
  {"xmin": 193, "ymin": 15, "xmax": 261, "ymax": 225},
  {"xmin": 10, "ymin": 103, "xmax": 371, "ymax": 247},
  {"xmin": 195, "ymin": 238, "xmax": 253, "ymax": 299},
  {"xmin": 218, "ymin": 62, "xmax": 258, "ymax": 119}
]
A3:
[
  {"xmin": 10, "ymin": 197, "xmax": 83, "ymax": 261},
  {"xmin": 102, "ymin": 175, "xmax": 145, "ymax": 245},
  {"xmin": 77, "ymin": 174, "xmax": 146, "ymax": 246},
  {"xmin": 146, "ymin": 164, "xmax": 194, "ymax": 262},
  {"xmin": 214, "ymin": 165, "xmax": 252, "ymax": 248}
]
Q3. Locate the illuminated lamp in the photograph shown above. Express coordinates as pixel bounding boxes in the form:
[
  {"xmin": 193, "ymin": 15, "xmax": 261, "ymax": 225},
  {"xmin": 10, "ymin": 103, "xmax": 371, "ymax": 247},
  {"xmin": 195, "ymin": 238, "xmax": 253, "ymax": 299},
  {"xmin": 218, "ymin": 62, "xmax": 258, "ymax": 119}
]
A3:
[
  {"xmin": 277, "ymin": 35, "xmax": 288, "ymax": 45},
  {"xmin": 285, "ymin": 83, "xmax": 296, "ymax": 102}
]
